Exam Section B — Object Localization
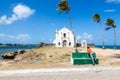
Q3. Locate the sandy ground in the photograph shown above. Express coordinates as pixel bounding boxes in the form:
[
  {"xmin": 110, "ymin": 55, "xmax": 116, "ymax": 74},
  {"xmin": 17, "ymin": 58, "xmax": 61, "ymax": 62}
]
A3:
[
  {"xmin": 0, "ymin": 46, "xmax": 120, "ymax": 70},
  {"xmin": 0, "ymin": 71, "xmax": 120, "ymax": 80}
]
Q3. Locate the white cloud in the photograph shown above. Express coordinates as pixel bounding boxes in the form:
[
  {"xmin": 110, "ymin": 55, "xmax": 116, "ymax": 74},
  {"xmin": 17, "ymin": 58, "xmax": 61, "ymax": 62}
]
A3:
[
  {"xmin": 50, "ymin": 23, "xmax": 56, "ymax": 26},
  {"xmin": 0, "ymin": 33, "xmax": 31, "ymax": 42},
  {"xmin": 0, "ymin": 4, "xmax": 35, "ymax": 24},
  {"xmin": 13, "ymin": 4, "xmax": 35, "ymax": 19},
  {"xmin": 16, "ymin": 34, "xmax": 31, "ymax": 41},
  {"xmin": 83, "ymin": 33, "xmax": 93, "ymax": 40},
  {"xmin": 49, "ymin": 38, "xmax": 52, "ymax": 41},
  {"xmin": 106, "ymin": 0, "xmax": 120, "ymax": 3},
  {"xmin": 76, "ymin": 33, "xmax": 93, "ymax": 43},
  {"xmin": 103, "ymin": 9, "xmax": 116, "ymax": 12},
  {"xmin": 76, "ymin": 35, "xmax": 82, "ymax": 41},
  {"xmin": 0, "ymin": 33, "xmax": 6, "ymax": 37}
]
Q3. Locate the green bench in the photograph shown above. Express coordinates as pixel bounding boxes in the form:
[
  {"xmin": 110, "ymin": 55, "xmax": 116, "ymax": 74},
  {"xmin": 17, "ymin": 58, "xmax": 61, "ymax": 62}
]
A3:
[{"xmin": 71, "ymin": 52, "xmax": 99, "ymax": 65}]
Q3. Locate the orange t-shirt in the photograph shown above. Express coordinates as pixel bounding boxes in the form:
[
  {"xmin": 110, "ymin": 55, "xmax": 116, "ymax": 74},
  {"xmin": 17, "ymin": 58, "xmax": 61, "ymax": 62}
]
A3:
[{"xmin": 87, "ymin": 48, "xmax": 92, "ymax": 54}]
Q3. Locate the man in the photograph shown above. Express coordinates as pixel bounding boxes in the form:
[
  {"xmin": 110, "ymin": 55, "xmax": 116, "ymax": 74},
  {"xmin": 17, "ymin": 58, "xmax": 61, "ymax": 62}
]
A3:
[{"xmin": 87, "ymin": 47, "xmax": 96, "ymax": 65}]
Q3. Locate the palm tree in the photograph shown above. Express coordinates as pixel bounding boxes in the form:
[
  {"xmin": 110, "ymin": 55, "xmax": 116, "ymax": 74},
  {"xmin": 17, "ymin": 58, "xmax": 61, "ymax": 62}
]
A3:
[
  {"xmin": 57, "ymin": 0, "xmax": 73, "ymax": 31},
  {"xmin": 105, "ymin": 18, "xmax": 117, "ymax": 50},
  {"xmin": 93, "ymin": 13, "xmax": 105, "ymax": 49},
  {"xmin": 57, "ymin": 0, "xmax": 77, "ymax": 51}
]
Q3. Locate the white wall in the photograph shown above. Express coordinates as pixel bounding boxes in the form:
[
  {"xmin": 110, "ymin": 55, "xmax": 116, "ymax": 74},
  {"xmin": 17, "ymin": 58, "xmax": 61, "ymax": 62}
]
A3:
[{"xmin": 54, "ymin": 27, "xmax": 75, "ymax": 47}]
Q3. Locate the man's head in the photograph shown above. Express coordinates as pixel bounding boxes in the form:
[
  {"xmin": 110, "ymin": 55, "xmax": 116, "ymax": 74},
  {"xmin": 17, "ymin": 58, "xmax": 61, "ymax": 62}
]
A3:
[{"xmin": 87, "ymin": 47, "xmax": 90, "ymax": 49}]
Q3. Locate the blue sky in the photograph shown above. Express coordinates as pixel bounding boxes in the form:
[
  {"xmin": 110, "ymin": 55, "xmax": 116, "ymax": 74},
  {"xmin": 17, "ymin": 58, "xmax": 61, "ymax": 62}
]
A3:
[{"xmin": 0, "ymin": 0, "xmax": 120, "ymax": 45}]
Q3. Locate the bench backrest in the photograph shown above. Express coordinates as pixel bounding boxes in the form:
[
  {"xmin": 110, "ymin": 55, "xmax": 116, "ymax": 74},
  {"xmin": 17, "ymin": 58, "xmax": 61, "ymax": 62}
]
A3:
[{"xmin": 72, "ymin": 52, "xmax": 96, "ymax": 58}]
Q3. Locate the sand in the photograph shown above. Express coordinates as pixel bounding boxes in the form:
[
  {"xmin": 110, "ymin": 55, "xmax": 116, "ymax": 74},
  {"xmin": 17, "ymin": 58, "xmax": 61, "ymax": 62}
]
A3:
[
  {"xmin": 0, "ymin": 46, "xmax": 120, "ymax": 70},
  {"xmin": 1, "ymin": 71, "xmax": 120, "ymax": 80}
]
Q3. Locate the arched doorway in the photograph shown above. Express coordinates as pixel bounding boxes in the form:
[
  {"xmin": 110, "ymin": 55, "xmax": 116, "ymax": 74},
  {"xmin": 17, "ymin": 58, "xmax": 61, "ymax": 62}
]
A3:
[{"xmin": 63, "ymin": 40, "xmax": 67, "ymax": 47}]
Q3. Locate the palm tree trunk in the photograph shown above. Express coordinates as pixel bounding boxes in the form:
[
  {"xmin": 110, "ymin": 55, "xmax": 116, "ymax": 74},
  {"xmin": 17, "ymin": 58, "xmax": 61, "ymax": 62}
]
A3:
[
  {"xmin": 67, "ymin": 12, "xmax": 77, "ymax": 52},
  {"xmin": 99, "ymin": 23, "xmax": 105, "ymax": 49},
  {"xmin": 113, "ymin": 28, "xmax": 116, "ymax": 50},
  {"xmin": 67, "ymin": 12, "xmax": 74, "ymax": 35}
]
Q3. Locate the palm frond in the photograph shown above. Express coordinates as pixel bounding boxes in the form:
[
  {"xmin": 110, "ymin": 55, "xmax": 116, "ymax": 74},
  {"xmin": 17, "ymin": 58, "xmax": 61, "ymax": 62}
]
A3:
[
  {"xmin": 93, "ymin": 13, "xmax": 100, "ymax": 23},
  {"xmin": 105, "ymin": 18, "xmax": 114, "ymax": 26},
  {"xmin": 105, "ymin": 27, "xmax": 112, "ymax": 31},
  {"xmin": 113, "ymin": 25, "xmax": 117, "ymax": 28},
  {"xmin": 57, "ymin": 0, "xmax": 70, "ymax": 14}
]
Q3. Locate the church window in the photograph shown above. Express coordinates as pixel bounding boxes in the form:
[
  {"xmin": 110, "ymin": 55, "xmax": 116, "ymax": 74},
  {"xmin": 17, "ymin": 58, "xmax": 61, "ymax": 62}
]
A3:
[
  {"xmin": 63, "ymin": 33, "xmax": 66, "ymax": 37},
  {"xmin": 69, "ymin": 42, "xmax": 71, "ymax": 46},
  {"xmin": 58, "ymin": 42, "xmax": 60, "ymax": 45}
]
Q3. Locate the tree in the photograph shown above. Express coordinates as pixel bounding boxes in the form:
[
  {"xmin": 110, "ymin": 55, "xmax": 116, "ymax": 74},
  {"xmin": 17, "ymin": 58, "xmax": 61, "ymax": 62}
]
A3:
[
  {"xmin": 93, "ymin": 13, "xmax": 105, "ymax": 49},
  {"xmin": 39, "ymin": 42, "xmax": 46, "ymax": 47},
  {"xmin": 105, "ymin": 18, "xmax": 117, "ymax": 50},
  {"xmin": 57, "ymin": 0, "xmax": 77, "ymax": 51}
]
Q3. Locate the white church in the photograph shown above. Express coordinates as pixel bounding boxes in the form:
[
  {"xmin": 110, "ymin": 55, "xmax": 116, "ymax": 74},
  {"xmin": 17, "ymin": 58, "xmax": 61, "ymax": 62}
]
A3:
[{"xmin": 53, "ymin": 26, "xmax": 75, "ymax": 47}]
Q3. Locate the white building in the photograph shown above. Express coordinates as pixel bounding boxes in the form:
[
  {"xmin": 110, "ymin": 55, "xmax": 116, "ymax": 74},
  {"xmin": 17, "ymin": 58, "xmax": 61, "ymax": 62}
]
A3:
[
  {"xmin": 81, "ymin": 40, "xmax": 87, "ymax": 48},
  {"xmin": 53, "ymin": 26, "xmax": 75, "ymax": 47}
]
